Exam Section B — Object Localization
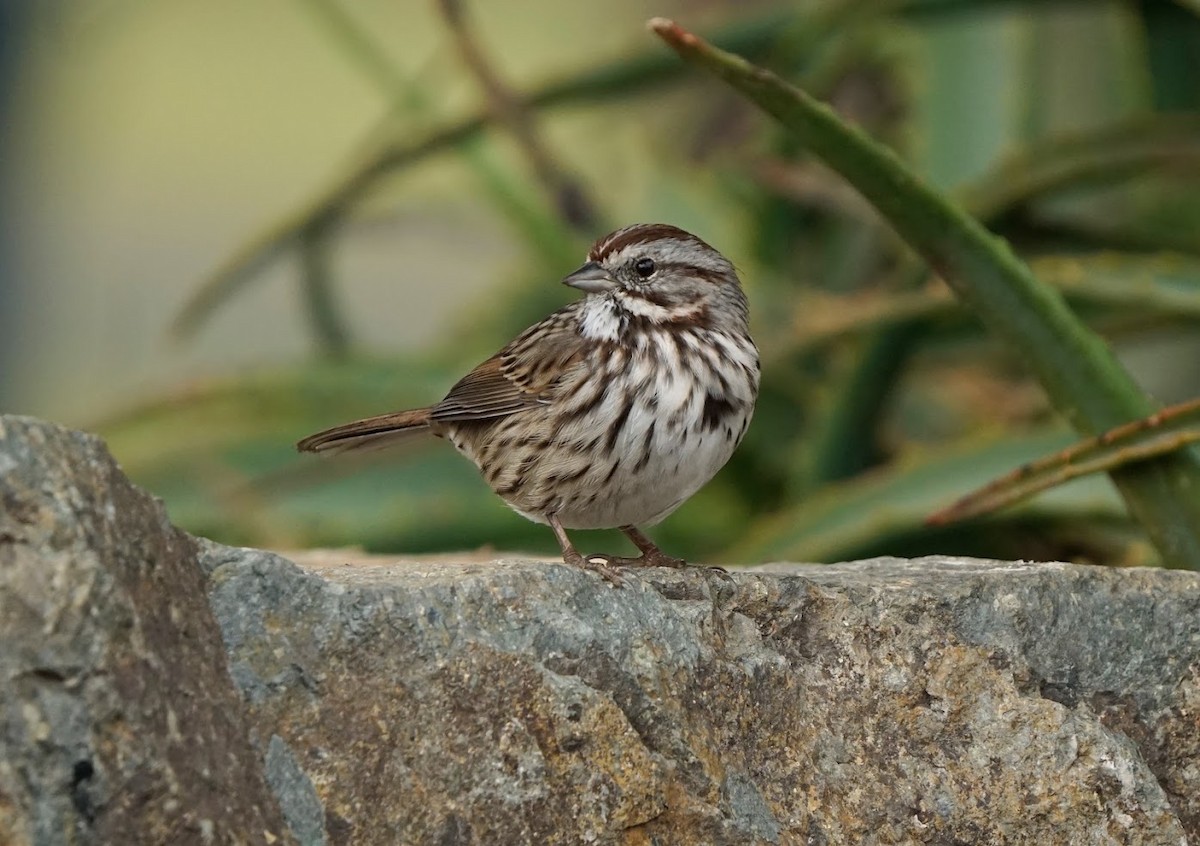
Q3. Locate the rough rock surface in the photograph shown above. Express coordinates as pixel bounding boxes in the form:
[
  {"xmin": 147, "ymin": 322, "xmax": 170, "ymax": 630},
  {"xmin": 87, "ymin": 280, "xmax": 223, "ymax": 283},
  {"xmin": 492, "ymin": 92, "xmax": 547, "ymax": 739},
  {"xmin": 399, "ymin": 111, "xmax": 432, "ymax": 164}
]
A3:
[
  {"xmin": 210, "ymin": 550, "xmax": 1200, "ymax": 846},
  {"xmin": 0, "ymin": 417, "xmax": 292, "ymax": 845},
  {"xmin": 3, "ymin": 415, "xmax": 1200, "ymax": 845}
]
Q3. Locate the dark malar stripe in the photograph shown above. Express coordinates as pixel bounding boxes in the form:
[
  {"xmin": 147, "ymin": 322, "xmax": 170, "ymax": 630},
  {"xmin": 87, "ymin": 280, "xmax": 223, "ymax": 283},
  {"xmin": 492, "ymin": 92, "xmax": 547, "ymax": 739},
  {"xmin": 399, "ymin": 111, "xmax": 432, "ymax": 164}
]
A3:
[{"xmin": 616, "ymin": 291, "xmax": 713, "ymax": 329}]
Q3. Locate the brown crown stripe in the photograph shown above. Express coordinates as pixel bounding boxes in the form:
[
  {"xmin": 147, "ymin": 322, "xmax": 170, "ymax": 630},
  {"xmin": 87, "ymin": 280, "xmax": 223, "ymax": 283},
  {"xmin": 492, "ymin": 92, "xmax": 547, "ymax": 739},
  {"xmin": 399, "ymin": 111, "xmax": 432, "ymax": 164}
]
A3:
[{"xmin": 588, "ymin": 223, "xmax": 713, "ymax": 261}]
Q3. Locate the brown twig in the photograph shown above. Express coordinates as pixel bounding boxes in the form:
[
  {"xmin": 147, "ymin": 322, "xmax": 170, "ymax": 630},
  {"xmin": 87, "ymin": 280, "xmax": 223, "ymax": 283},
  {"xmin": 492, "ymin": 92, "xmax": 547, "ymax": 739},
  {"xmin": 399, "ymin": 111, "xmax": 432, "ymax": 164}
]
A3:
[
  {"xmin": 437, "ymin": 0, "xmax": 599, "ymax": 232},
  {"xmin": 927, "ymin": 397, "xmax": 1200, "ymax": 525}
]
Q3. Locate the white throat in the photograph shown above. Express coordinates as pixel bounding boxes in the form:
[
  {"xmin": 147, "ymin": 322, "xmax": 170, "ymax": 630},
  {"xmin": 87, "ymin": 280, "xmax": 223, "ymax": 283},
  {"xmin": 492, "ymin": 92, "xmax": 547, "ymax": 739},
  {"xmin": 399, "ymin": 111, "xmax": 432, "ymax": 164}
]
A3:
[{"xmin": 577, "ymin": 296, "xmax": 622, "ymax": 342}]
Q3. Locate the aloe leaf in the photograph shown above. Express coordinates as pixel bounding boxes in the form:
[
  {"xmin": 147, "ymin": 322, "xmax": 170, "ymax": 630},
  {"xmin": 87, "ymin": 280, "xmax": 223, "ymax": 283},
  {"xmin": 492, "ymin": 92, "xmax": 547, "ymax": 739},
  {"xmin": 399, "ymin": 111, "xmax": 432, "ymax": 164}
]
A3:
[{"xmin": 650, "ymin": 17, "xmax": 1200, "ymax": 568}]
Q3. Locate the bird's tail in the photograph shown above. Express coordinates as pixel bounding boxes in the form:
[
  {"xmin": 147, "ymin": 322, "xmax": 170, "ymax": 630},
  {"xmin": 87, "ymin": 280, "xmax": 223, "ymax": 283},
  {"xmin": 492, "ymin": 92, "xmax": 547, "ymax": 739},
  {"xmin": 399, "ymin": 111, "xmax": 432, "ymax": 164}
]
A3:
[{"xmin": 296, "ymin": 408, "xmax": 433, "ymax": 454}]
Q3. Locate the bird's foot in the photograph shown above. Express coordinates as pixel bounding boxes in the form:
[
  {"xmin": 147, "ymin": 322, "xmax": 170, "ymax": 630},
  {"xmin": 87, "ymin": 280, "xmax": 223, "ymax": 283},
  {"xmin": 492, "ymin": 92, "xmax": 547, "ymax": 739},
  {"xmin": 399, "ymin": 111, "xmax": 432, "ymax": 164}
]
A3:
[
  {"xmin": 563, "ymin": 550, "xmax": 625, "ymax": 587},
  {"xmin": 642, "ymin": 553, "xmax": 732, "ymax": 581},
  {"xmin": 563, "ymin": 549, "xmax": 728, "ymax": 586},
  {"xmin": 635, "ymin": 549, "xmax": 688, "ymax": 569},
  {"xmin": 582, "ymin": 550, "xmax": 686, "ymax": 570}
]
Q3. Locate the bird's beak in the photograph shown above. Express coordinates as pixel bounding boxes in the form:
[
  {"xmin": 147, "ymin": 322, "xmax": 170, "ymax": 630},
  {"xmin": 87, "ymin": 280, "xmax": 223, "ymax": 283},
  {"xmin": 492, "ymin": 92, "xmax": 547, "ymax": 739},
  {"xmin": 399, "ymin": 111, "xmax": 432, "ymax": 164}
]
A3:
[{"xmin": 563, "ymin": 261, "xmax": 618, "ymax": 294}]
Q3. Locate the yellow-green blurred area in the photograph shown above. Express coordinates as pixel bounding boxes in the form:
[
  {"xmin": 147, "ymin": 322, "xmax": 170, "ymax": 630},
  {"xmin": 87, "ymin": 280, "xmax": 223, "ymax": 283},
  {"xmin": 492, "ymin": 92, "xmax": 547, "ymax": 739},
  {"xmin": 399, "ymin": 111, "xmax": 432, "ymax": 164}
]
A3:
[{"xmin": 3, "ymin": 0, "xmax": 1200, "ymax": 565}]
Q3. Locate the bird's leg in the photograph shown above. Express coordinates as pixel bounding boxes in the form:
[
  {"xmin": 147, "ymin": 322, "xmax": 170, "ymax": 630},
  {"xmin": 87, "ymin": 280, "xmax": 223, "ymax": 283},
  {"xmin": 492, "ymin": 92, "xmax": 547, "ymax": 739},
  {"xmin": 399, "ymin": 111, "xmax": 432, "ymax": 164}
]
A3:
[
  {"xmin": 620, "ymin": 526, "xmax": 729, "ymax": 577},
  {"xmin": 549, "ymin": 513, "xmax": 623, "ymax": 586},
  {"xmin": 619, "ymin": 526, "xmax": 687, "ymax": 569}
]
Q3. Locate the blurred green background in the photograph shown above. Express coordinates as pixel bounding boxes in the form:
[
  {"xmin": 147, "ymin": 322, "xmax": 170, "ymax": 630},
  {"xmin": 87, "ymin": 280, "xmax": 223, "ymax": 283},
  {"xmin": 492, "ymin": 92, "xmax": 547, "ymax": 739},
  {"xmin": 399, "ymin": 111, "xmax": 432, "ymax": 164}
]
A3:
[{"xmin": 3, "ymin": 0, "xmax": 1200, "ymax": 565}]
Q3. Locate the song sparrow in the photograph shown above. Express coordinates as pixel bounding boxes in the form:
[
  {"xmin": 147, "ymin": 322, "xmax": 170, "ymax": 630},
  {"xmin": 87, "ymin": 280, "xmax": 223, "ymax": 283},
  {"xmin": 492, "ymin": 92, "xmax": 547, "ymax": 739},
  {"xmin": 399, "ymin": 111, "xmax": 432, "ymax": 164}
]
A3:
[{"xmin": 297, "ymin": 223, "xmax": 760, "ymax": 584}]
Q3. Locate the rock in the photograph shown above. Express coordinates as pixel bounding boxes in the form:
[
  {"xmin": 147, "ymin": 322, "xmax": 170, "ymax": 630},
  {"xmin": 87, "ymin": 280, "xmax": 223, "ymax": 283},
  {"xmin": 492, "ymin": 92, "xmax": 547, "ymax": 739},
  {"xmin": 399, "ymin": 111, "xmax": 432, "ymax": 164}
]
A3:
[
  {"xmin": 206, "ymin": 550, "xmax": 1200, "ymax": 846},
  {"xmin": 0, "ymin": 416, "xmax": 292, "ymax": 846},
  {"xmin": 3, "ymin": 414, "xmax": 1199, "ymax": 845}
]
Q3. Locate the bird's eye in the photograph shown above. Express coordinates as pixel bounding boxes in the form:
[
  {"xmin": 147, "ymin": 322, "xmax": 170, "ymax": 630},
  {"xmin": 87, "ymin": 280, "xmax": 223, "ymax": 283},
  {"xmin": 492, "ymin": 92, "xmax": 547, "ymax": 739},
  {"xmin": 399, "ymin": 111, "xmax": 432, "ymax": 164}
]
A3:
[{"xmin": 634, "ymin": 257, "xmax": 656, "ymax": 278}]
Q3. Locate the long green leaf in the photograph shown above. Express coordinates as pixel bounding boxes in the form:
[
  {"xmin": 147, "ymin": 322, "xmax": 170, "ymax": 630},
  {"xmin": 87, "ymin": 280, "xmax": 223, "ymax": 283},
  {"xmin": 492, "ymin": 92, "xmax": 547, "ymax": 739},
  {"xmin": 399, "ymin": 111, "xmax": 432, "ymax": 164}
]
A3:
[{"xmin": 650, "ymin": 17, "xmax": 1200, "ymax": 568}]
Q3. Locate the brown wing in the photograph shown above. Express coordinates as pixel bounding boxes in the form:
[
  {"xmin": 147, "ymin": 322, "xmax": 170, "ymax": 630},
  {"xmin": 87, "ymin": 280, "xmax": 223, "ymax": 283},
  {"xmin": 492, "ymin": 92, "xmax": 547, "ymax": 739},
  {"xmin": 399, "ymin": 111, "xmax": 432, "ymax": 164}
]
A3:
[
  {"xmin": 429, "ymin": 306, "xmax": 587, "ymax": 425},
  {"xmin": 297, "ymin": 306, "xmax": 587, "ymax": 453}
]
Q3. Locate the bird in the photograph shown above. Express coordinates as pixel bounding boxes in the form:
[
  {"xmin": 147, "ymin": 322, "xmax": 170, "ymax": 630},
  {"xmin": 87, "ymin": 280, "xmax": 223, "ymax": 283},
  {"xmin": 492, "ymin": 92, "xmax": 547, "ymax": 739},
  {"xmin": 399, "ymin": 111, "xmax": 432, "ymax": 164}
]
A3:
[{"xmin": 297, "ymin": 223, "xmax": 760, "ymax": 584}]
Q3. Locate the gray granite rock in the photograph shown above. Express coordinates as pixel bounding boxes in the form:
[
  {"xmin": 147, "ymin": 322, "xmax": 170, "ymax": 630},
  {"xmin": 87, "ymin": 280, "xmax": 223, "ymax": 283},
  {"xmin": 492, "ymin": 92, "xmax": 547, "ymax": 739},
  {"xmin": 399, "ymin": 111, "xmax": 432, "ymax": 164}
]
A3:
[
  {"xmin": 3, "ymin": 414, "xmax": 1199, "ymax": 845},
  {"xmin": 0, "ymin": 416, "xmax": 292, "ymax": 846},
  {"xmin": 202, "ymin": 548, "xmax": 1199, "ymax": 846}
]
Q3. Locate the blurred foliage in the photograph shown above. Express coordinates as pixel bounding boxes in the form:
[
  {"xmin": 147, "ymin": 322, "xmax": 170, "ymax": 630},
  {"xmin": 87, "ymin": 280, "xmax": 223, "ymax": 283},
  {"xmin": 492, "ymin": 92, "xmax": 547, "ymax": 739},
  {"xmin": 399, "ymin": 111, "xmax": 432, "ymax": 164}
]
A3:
[{"xmin": 100, "ymin": 0, "xmax": 1200, "ymax": 566}]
